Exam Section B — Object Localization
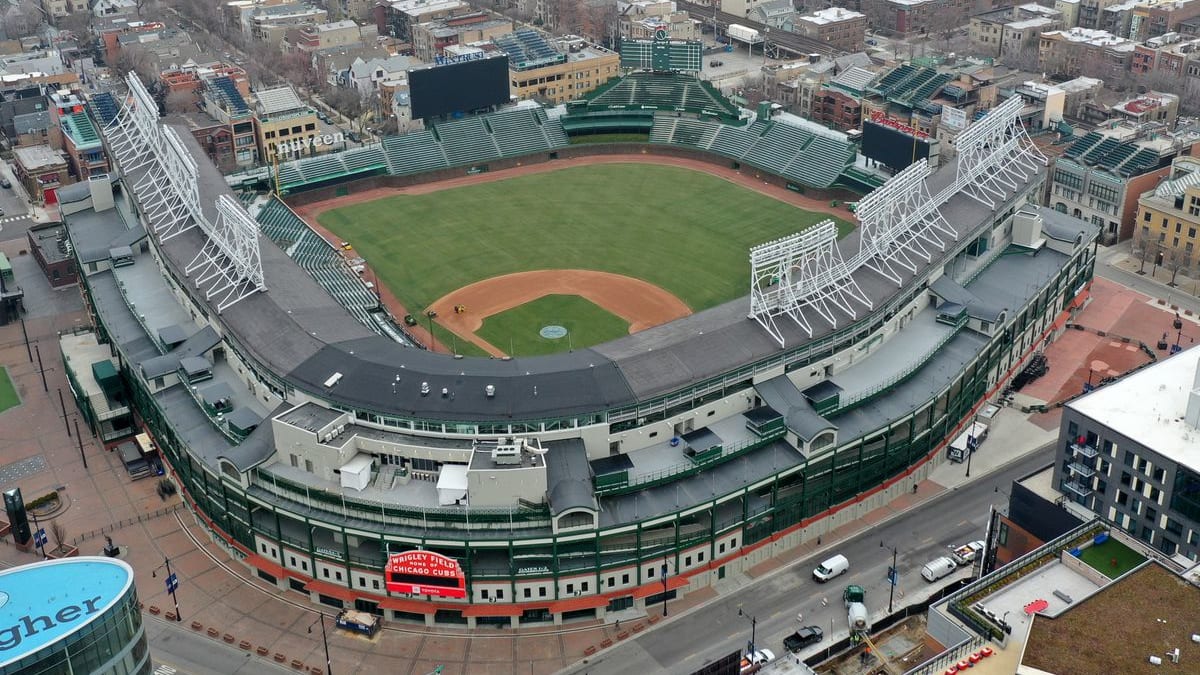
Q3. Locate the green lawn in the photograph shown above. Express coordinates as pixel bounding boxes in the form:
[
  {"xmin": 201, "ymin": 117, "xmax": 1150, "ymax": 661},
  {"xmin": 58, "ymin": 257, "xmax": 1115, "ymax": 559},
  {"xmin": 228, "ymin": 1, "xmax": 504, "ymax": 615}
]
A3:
[
  {"xmin": 1079, "ymin": 537, "xmax": 1146, "ymax": 579},
  {"xmin": 0, "ymin": 367, "xmax": 19, "ymax": 413},
  {"xmin": 477, "ymin": 294, "xmax": 630, "ymax": 356},
  {"xmin": 317, "ymin": 163, "xmax": 851, "ymax": 321}
]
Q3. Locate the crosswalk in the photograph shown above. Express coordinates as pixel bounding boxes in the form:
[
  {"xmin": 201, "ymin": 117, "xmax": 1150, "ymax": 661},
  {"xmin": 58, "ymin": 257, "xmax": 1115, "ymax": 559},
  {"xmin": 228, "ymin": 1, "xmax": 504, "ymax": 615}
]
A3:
[
  {"xmin": 0, "ymin": 215, "xmax": 29, "ymax": 224},
  {"xmin": 154, "ymin": 666, "xmax": 177, "ymax": 675}
]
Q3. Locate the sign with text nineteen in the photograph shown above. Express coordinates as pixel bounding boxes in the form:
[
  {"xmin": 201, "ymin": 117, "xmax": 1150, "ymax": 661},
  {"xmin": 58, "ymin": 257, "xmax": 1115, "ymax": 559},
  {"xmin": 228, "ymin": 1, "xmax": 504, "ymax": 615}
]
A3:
[{"xmin": 385, "ymin": 551, "xmax": 467, "ymax": 599}]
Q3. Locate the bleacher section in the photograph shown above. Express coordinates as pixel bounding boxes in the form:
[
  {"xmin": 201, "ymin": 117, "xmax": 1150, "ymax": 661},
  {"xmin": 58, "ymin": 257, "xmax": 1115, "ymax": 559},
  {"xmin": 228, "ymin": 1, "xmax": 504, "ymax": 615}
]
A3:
[
  {"xmin": 1064, "ymin": 132, "xmax": 1103, "ymax": 160},
  {"xmin": 209, "ymin": 76, "xmax": 250, "ymax": 115},
  {"xmin": 254, "ymin": 198, "xmax": 410, "ymax": 345},
  {"xmin": 580, "ymin": 73, "xmax": 739, "ymax": 120},
  {"xmin": 649, "ymin": 117, "xmax": 856, "ymax": 189},
  {"xmin": 278, "ymin": 145, "xmax": 387, "ymax": 190},
  {"xmin": 89, "ymin": 92, "xmax": 120, "ymax": 126},
  {"xmin": 1060, "ymin": 131, "xmax": 1167, "ymax": 179},
  {"xmin": 436, "ymin": 116, "xmax": 502, "ymax": 165},
  {"xmin": 381, "ymin": 130, "xmax": 450, "ymax": 175},
  {"xmin": 487, "ymin": 107, "xmax": 563, "ymax": 157}
]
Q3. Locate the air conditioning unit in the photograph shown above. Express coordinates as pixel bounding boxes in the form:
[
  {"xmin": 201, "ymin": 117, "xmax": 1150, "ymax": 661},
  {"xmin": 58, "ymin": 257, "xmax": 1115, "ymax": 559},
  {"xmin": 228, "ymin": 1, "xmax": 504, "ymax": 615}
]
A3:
[{"xmin": 491, "ymin": 446, "xmax": 521, "ymax": 465}]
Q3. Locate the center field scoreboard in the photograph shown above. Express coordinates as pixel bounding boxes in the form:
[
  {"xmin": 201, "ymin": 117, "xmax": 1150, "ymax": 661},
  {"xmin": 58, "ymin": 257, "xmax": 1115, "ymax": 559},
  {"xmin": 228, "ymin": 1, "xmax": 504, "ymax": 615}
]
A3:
[{"xmin": 620, "ymin": 29, "xmax": 702, "ymax": 72}]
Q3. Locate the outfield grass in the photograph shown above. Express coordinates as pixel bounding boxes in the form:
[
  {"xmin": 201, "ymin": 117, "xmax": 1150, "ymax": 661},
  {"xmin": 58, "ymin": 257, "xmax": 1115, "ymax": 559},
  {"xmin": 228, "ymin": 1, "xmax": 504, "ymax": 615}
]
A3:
[
  {"xmin": 317, "ymin": 163, "xmax": 852, "ymax": 319},
  {"xmin": 477, "ymin": 294, "xmax": 630, "ymax": 356},
  {"xmin": 0, "ymin": 367, "xmax": 19, "ymax": 414}
]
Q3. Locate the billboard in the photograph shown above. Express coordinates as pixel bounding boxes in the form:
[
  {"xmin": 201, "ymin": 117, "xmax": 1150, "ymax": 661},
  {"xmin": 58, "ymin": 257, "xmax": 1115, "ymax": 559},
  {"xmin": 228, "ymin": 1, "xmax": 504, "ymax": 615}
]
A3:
[
  {"xmin": 409, "ymin": 54, "xmax": 510, "ymax": 121},
  {"xmin": 942, "ymin": 105, "xmax": 967, "ymax": 131},
  {"xmin": 861, "ymin": 113, "xmax": 934, "ymax": 172},
  {"xmin": 385, "ymin": 550, "xmax": 467, "ymax": 598},
  {"xmin": 620, "ymin": 32, "xmax": 702, "ymax": 72},
  {"xmin": 0, "ymin": 558, "xmax": 135, "ymax": 668}
]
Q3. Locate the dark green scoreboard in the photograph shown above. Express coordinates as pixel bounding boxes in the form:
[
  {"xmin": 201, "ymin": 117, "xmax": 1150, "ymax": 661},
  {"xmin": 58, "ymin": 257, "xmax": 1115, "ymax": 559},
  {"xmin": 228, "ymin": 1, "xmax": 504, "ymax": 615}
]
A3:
[{"xmin": 620, "ymin": 31, "xmax": 702, "ymax": 72}]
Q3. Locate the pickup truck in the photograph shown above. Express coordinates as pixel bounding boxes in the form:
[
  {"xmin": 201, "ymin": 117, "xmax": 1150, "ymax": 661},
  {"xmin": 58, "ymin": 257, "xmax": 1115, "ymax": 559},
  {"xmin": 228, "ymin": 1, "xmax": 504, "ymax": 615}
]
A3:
[
  {"xmin": 739, "ymin": 649, "xmax": 775, "ymax": 673},
  {"xmin": 951, "ymin": 540, "xmax": 986, "ymax": 566},
  {"xmin": 784, "ymin": 625, "xmax": 824, "ymax": 652}
]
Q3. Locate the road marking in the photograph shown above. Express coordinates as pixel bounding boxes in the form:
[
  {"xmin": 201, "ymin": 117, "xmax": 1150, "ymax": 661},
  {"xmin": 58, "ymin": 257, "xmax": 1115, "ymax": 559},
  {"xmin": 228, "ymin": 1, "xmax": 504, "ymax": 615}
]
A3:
[{"xmin": 154, "ymin": 666, "xmax": 178, "ymax": 675}]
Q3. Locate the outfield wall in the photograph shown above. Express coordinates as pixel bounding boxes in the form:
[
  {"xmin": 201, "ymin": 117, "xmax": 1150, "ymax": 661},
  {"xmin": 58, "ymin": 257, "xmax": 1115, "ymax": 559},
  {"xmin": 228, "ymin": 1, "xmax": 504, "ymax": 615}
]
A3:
[{"xmin": 281, "ymin": 143, "xmax": 863, "ymax": 210}]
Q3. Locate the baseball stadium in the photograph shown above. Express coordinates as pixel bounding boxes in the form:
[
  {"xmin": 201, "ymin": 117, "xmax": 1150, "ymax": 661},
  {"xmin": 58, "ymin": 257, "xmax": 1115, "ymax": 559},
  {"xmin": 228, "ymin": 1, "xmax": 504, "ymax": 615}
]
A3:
[{"xmin": 59, "ymin": 64, "xmax": 1098, "ymax": 632}]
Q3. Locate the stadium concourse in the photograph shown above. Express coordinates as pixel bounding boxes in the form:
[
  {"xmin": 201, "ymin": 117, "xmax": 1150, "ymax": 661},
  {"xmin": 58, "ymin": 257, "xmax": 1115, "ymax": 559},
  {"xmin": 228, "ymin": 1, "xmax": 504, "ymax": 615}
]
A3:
[{"xmin": 59, "ymin": 71, "xmax": 1096, "ymax": 646}]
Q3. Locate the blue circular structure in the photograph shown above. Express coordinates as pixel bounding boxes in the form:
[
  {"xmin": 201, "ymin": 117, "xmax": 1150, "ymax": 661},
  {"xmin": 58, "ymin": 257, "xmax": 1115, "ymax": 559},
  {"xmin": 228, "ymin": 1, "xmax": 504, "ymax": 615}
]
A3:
[
  {"xmin": 0, "ymin": 558, "xmax": 148, "ymax": 674},
  {"xmin": 539, "ymin": 325, "xmax": 568, "ymax": 339}
]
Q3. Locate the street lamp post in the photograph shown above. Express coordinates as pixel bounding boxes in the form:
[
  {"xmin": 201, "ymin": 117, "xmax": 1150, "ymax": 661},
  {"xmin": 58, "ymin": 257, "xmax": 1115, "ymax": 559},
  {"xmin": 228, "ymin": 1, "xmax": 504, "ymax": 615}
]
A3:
[
  {"xmin": 660, "ymin": 558, "xmax": 670, "ymax": 616},
  {"xmin": 881, "ymin": 540, "xmax": 898, "ymax": 614},
  {"xmin": 308, "ymin": 613, "xmax": 333, "ymax": 675},
  {"xmin": 965, "ymin": 414, "xmax": 979, "ymax": 478},
  {"xmin": 737, "ymin": 608, "xmax": 758, "ymax": 656},
  {"xmin": 151, "ymin": 557, "xmax": 182, "ymax": 621}
]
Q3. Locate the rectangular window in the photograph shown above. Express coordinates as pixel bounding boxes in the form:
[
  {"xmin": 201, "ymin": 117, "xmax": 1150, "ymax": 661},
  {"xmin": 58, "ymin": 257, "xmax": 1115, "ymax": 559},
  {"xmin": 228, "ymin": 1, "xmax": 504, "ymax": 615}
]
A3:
[
  {"xmin": 1124, "ymin": 451, "xmax": 1135, "ymax": 467},
  {"xmin": 997, "ymin": 522, "xmax": 1009, "ymax": 546},
  {"xmin": 538, "ymin": 587, "xmax": 546, "ymax": 597},
  {"xmin": 1121, "ymin": 472, "xmax": 1131, "ymax": 486},
  {"xmin": 481, "ymin": 589, "xmax": 489, "ymax": 599},
  {"xmin": 621, "ymin": 574, "xmax": 629, "ymax": 584},
  {"xmin": 565, "ymin": 583, "xmax": 574, "ymax": 595},
  {"xmin": 496, "ymin": 589, "xmax": 503, "ymax": 599},
  {"xmin": 1117, "ymin": 490, "xmax": 1128, "ymax": 506},
  {"xmin": 523, "ymin": 588, "xmax": 531, "ymax": 598}
]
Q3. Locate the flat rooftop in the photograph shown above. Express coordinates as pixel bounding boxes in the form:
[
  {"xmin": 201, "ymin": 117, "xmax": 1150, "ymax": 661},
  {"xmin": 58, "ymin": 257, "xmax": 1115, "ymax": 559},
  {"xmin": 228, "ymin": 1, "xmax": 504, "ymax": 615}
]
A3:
[{"xmin": 1067, "ymin": 344, "xmax": 1200, "ymax": 471}]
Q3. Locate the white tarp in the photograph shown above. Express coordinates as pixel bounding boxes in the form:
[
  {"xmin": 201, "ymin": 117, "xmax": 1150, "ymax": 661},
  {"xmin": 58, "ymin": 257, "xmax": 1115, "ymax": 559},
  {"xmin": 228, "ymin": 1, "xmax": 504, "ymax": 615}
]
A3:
[
  {"xmin": 339, "ymin": 454, "xmax": 373, "ymax": 492},
  {"xmin": 436, "ymin": 463, "xmax": 469, "ymax": 506}
]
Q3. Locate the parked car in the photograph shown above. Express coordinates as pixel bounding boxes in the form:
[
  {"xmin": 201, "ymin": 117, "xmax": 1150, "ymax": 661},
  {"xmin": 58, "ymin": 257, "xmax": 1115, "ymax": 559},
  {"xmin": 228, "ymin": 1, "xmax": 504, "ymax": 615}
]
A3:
[
  {"xmin": 921, "ymin": 556, "xmax": 959, "ymax": 582},
  {"xmin": 317, "ymin": 111, "xmax": 330, "ymax": 123},
  {"xmin": 347, "ymin": 131, "xmax": 360, "ymax": 142},
  {"xmin": 784, "ymin": 625, "xmax": 824, "ymax": 652},
  {"xmin": 739, "ymin": 649, "xmax": 776, "ymax": 673},
  {"xmin": 0, "ymin": 177, "xmax": 11, "ymax": 188},
  {"xmin": 710, "ymin": 60, "xmax": 724, "ymax": 67}
]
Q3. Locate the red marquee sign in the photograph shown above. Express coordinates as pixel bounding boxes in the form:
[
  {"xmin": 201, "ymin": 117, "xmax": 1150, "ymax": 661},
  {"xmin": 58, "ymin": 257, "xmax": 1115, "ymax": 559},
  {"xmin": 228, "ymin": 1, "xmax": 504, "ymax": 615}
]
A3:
[{"xmin": 385, "ymin": 551, "xmax": 467, "ymax": 599}]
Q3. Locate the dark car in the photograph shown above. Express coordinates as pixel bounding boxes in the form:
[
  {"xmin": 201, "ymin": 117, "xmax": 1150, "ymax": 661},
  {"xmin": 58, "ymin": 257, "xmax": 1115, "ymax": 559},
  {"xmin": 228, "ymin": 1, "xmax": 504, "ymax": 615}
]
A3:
[
  {"xmin": 783, "ymin": 625, "xmax": 823, "ymax": 652},
  {"xmin": 346, "ymin": 131, "xmax": 360, "ymax": 142},
  {"xmin": 0, "ymin": 177, "xmax": 10, "ymax": 188}
]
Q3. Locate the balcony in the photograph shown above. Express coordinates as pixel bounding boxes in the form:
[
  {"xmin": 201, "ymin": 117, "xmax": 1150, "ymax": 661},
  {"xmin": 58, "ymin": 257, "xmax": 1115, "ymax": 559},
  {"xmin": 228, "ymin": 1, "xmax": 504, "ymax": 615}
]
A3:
[
  {"xmin": 1071, "ymin": 442, "xmax": 1099, "ymax": 459},
  {"xmin": 1067, "ymin": 461, "xmax": 1095, "ymax": 478},
  {"xmin": 1062, "ymin": 480, "xmax": 1093, "ymax": 498}
]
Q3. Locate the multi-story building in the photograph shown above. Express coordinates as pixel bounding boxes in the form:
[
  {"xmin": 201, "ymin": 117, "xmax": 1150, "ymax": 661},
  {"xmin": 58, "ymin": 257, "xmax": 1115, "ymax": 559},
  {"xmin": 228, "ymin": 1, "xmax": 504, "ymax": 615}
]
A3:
[
  {"xmin": 1056, "ymin": 0, "xmax": 1082, "ymax": 27},
  {"xmin": 287, "ymin": 19, "xmax": 367, "ymax": 53},
  {"xmin": 1048, "ymin": 124, "xmax": 1200, "ymax": 243},
  {"xmin": 347, "ymin": 53, "xmax": 418, "ymax": 97},
  {"xmin": 41, "ymin": 0, "xmax": 87, "ymax": 20},
  {"xmin": 248, "ymin": 3, "xmax": 329, "ymax": 46},
  {"xmin": 50, "ymin": 89, "xmax": 109, "ymax": 182},
  {"xmin": 375, "ymin": 0, "xmax": 471, "ymax": 42},
  {"xmin": 762, "ymin": 60, "xmax": 826, "ymax": 117},
  {"xmin": 13, "ymin": 144, "xmax": 69, "ymax": 203},
  {"xmin": 111, "ymin": 26, "xmax": 201, "ymax": 75},
  {"xmin": 1134, "ymin": 155, "xmax": 1200, "ymax": 274},
  {"xmin": 1101, "ymin": 0, "xmax": 1141, "ymax": 38},
  {"xmin": 1130, "ymin": 31, "xmax": 1200, "ymax": 76},
  {"xmin": 1131, "ymin": 0, "xmax": 1200, "ymax": 41},
  {"xmin": 336, "ymin": 0, "xmax": 376, "ymax": 21},
  {"xmin": 254, "ymin": 85, "xmax": 322, "ymax": 161},
  {"xmin": 720, "ymin": 0, "xmax": 777, "ymax": 18},
  {"xmin": 971, "ymin": 4, "xmax": 1064, "ymax": 59},
  {"xmin": 1078, "ymin": 0, "xmax": 1124, "ymax": 28},
  {"xmin": 175, "ymin": 111, "xmax": 239, "ymax": 174},
  {"xmin": 160, "ymin": 63, "xmax": 252, "ymax": 110},
  {"xmin": 619, "ymin": 0, "xmax": 700, "ymax": 41},
  {"xmin": 1039, "ymin": 26, "xmax": 1134, "ymax": 78},
  {"xmin": 1112, "ymin": 91, "xmax": 1179, "ymax": 125},
  {"xmin": 873, "ymin": 0, "xmax": 979, "ymax": 36},
  {"xmin": 795, "ymin": 8, "xmax": 867, "ymax": 52},
  {"xmin": 812, "ymin": 66, "xmax": 875, "ymax": 131},
  {"xmin": 0, "ymin": 558, "xmax": 150, "ymax": 674},
  {"xmin": 1053, "ymin": 345, "xmax": 1200, "ymax": 559},
  {"xmin": 411, "ymin": 12, "xmax": 513, "ymax": 62},
  {"xmin": 202, "ymin": 77, "xmax": 261, "ymax": 169},
  {"xmin": 494, "ymin": 31, "xmax": 619, "ymax": 104}
]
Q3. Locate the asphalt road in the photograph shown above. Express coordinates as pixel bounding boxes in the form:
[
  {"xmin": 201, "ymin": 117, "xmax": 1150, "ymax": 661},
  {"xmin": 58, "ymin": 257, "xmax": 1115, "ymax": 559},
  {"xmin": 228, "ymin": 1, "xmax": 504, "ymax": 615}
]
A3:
[
  {"xmin": 564, "ymin": 449, "xmax": 1055, "ymax": 675},
  {"xmin": 145, "ymin": 618, "xmax": 291, "ymax": 675},
  {"xmin": 1093, "ymin": 244, "xmax": 1200, "ymax": 317}
]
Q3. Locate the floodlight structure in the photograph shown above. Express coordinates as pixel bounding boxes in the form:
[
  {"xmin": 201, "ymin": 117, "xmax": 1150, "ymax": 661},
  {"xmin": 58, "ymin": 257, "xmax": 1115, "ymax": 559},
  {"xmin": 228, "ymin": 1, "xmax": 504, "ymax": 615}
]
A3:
[
  {"xmin": 951, "ymin": 96, "xmax": 1046, "ymax": 208},
  {"xmin": 749, "ymin": 221, "xmax": 869, "ymax": 348},
  {"xmin": 104, "ymin": 73, "xmax": 163, "ymax": 177},
  {"xmin": 186, "ymin": 195, "xmax": 267, "ymax": 311},
  {"xmin": 855, "ymin": 159, "xmax": 955, "ymax": 285}
]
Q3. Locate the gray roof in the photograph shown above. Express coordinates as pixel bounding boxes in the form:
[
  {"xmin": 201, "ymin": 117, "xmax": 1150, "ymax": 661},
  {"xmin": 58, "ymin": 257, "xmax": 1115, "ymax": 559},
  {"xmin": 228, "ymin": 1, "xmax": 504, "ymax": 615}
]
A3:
[
  {"xmin": 544, "ymin": 439, "xmax": 596, "ymax": 515},
  {"xmin": 755, "ymin": 374, "xmax": 836, "ymax": 441},
  {"xmin": 255, "ymin": 85, "xmax": 306, "ymax": 115},
  {"xmin": 832, "ymin": 65, "xmax": 877, "ymax": 92},
  {"xmin": 158, "ymin": 324, "xmax": 190, "ymax": 347},
  {"xmin": 1038, "ymin": 206, "xmax": 1101, "ymax": 245},
  {"xmin": 139, "ymin": 326, "xmax": 220, "ymax": 379},
  {"xmin": 13, "ymin": 110, "xmax": 49, "ymax": 134}
]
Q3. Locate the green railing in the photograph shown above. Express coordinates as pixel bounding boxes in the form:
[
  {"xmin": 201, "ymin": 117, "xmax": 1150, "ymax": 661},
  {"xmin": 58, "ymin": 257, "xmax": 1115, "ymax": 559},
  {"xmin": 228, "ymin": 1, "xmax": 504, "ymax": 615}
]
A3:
[{"xmin": 595, "ymin": 428, "xmax": 785, "ymax": 497}]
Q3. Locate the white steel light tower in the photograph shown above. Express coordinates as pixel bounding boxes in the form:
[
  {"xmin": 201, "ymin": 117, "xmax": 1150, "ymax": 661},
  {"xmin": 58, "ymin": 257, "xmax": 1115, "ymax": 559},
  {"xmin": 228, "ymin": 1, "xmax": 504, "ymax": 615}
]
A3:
[
  {"xmin": 951, "ymin": 96, "xmax": 1046, "ymax": 208},
  {"xmin": 854, "ymin": 159, "xmax": 955, "ymax": 285},
  {"xmin": 186, "ymin": 194, "xmax": 267, "ymax": 311}
]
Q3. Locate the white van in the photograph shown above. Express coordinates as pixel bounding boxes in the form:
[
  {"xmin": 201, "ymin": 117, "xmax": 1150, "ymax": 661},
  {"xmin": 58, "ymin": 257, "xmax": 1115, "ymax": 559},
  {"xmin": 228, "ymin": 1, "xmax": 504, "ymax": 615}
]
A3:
[
  {"xmin": 921, "ymin": 556, "xmax": 958, "ymax": 582},
  {"xmin": 812, "ymin": 554, "xmax": 849, "ymax": 582}
]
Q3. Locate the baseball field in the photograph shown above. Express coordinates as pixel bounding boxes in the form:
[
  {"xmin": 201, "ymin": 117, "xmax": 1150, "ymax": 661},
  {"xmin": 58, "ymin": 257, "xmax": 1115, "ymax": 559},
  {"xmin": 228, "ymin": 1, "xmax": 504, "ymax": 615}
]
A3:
[{"xmin": 315, "ymin": 163, "xmax": 852, "ymax": 356}]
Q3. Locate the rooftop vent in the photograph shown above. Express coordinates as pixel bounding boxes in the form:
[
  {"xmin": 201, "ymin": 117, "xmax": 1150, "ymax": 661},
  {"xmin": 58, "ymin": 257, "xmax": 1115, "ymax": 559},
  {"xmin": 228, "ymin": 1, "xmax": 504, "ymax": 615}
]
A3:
[
  {"xmin": 323, "ymin": 372, "xmax": 342, "ymax": 388},
  {"xmin": 485, "ymin": 384, "xmax": 495, "ymax": 398},
  {"xmin": 420, "ymin": 381, "xmax": 430, "ymax": 396}
]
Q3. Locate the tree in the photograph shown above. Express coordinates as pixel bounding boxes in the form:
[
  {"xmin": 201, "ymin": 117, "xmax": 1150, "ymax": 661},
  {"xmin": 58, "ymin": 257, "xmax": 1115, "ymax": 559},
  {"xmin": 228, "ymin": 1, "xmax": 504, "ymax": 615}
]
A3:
[
  {"xmin": 6, "ymin": 0, "xmax": 42, "ymax": 39},
  {"xmin": 1132, "ymin": 228, "xmax": 1160, "ymax": 275},
  {"xmin": 112, "ymin": 48, "xmax": 157, "ymax": 85},
  {"xmin": 164, "ymin": 89, "xmax": 197, "ymax": 114},
  {"xmin": 1165, "ymin": 247, "xmax": 1191, "ymax": 287}
]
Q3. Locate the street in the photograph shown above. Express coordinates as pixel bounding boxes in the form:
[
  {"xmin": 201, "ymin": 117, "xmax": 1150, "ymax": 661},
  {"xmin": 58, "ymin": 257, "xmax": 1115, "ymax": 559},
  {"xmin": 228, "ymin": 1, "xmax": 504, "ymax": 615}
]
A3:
[
  {"xmin": 563, "ymin": 449, "xmax": 1053, "ymax": 675},
  {"xmin": 145, "ymin": 619, "xmax": 291, "ymax": 675}
]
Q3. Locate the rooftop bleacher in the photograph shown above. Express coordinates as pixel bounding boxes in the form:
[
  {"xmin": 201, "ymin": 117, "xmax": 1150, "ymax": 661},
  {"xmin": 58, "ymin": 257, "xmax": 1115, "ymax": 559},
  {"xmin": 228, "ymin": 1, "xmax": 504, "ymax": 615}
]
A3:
[
  {"xmin": 89, "ymin": 92, "xmax": 120, "ymax": 126},
  {"xmin": 580, "ymin": 73, "xmax": 739, "ymax": 120}
]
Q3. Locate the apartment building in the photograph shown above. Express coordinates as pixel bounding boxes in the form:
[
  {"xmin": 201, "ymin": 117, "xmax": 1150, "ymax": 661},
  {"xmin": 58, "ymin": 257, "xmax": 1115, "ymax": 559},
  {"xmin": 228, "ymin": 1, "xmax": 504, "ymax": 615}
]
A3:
[
  {"xmin": 971, "ymin": 4, "xmax": 1064, "ymax": 58},
  {"xmin": 1134, "ymin": 156, "xmax": 1200, "ymax": 273},
  {"xmin": 287, "ymin": 19, "xmax": 367, "ymax": 53},
  {"xmin": 1039, "ymin": 26, "xmax": 1134, "ymax": 78},
  {"xmin": 253, "ymin": 85, "xmax": 323, "ymax": 161},
  {"xmin": 411, "ymin": 12, "xmax": 513, "ymax": 62},
  {"xmin": 375, "ymin": 0, "xmax": 471, "ymax": 41},
  {"xmin": 1130, "ymin": 31, "xmax": 1200, "ymax": 76},
  {"xmin": 794, "ymin": 8, "xmax": 867, "ymax": 52},
  {"xmin": 493, "ymin": 31, "xmax": 619, "ymax": 104}
]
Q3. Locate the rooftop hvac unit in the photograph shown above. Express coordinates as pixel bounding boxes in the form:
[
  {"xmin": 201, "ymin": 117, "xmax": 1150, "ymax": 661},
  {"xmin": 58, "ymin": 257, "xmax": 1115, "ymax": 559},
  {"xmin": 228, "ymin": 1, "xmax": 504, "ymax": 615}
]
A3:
[{"xmin": 491, "ymin": 446, "xmax": 521, "ymax": 465}]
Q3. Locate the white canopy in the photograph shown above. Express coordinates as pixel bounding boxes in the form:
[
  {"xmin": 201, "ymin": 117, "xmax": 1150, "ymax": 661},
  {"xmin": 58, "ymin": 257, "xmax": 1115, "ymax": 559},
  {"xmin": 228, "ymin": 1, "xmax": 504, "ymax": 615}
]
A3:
[{"xmin": 436, "ymin": 464, "xmax": 469, "ymax": 506}]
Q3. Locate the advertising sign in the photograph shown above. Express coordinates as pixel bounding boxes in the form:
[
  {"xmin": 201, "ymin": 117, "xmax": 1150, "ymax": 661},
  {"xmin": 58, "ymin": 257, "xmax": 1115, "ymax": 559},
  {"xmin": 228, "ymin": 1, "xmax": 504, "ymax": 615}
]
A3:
[
  {"xmin": 0, "ymin": 558, "xmax": 134, "ymax": 668},
  {"xmin": 385, "ymin": 551, "xmax": 467, "ymax": 598},
  {"xmin": 942, "ymin": 106, "xmax": 967, "ymax": 131}
]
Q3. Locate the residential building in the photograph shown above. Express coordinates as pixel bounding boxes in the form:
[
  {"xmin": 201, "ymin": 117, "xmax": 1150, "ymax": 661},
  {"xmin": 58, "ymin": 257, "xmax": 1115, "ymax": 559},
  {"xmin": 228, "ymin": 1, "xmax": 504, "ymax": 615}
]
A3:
[
  {"xmin": 41, "ymin": 0, "xmax": 88, "ymax": 20},
  {"xmin": 50, "ymin": 89, "xmax": 109, "ymax": 182},
  {"xmin": 1134, "ymin": 156, "xmax": 1200, "ymax": 274},
  {"xmin": 987, "ymin": 465, "xmax": 1086, "ymax": 570},
  {"xmin": 1056, "ymin": 0, "xmax": 1081, "ymax": 28},
  {"xmin": 1039, "ymin": 27, "xmax": 1134, "ymax": 78},
  {"xmin": 1049, "ymin": 124, "xmax": 1200, "ymax": 242},
  {"xmin": 347, "ymin": 54, "xmax": 418, "ymax": 96},
  {"xmin": 202, "ymin": 76, "xmax": 261, "ymax": 169},
  {"xmin": 1101, "ymin": 0, "xmax": 1141, "ymax": 37},
  {"xmin": 13, "ymin": 144, "xmax": 69, "ymax": 203},
  {"xmin": 111, "ymin": 26, "xmax": 202, "ymax": 75},
  {"xmin": 375, "ymin": 0, "xmax": 471, "ymax": 42},
  {"xmin": 1053, "ymin": 345, "xmax": 1200, "ymax": 559},
  {"xmin": 287, "ymin": 19, "xmax": 368, "ymax": 53},
  {"xmin": 747, "ymin": 0, "xmax": 797, "ymax": 30},
  {"xmin": 1130, "ymin": 31, "xmax": 1200, "ymax": 76},
  {"xmin": 315, "ymin": 44, "xmax": 391, "ymax": 87},
  {"xmin": 794, "ymin": 8, "xmax": 867, "ymax": 53},
  {"xmin": 762, "ymin": 60, "xmax": 825, "ymax": 117},
  {"xmin": 160, "ymin": 63, "xmax": 252, "ymax": 110},
  {"xmin": 1131, "ymin": 0, "xmax": 1200, "ymax": 41},
  {"xmin": 1111, "ymin": 91, "xmax": 1179, "ymax": 126},
  {"xmin": 970, "ymin": 4, "xmax": 1064, "ymax": 59},
  {"xmin": 248, "ymin": 3, "xmax": 329, "ymax": 46},
  {"xmin": 812, "ymin": 65, "xmax": 875, "ymax": 130},
  {"xmin": 0, "ymin": 84, "xmax": 50, "ymax": 143},
  {"xmin": 619, "ymin": 0, "xmax": 701, "ymax": 41},
  {"xmin": 26, "ymin": 222, "xmax": 79, "ymax": 288},
  {"xmin": 720, "ymin": 0, "xmax": 777, "ymax": 18},
  {"xmin": 336, "ymin": 0, "xmax": 377, "ymax": 21},
  {"xmin": 175, "ymin": 111, "xmax": 239, "ymax": 173},
  {"xmin": 254, "ymin": 85, "xmax": 322, "ymax": 161},
  {"xmin": 99, "ymin": 21, "xmax": 168, "ymax": 64},
  {"xmin": 875, "ymin": 0, "xmax": 979, "ymax": 36},
  {"xmin": 493, "ymin": 31, "xmax": 619, "ymax": 104},
  {"xmin": 411, "ymin": 13, "xmax": 513, "ymax": 62},
  {"xmin": 1078, "ymin": 0, "xmax": 1124, "ymax": 28},
  {"xmin": 0, "ymin": 50, "xmax": 68, "ymax": 78},
  {"xmin": 93, "ymin": 0, "xmax": 138, "ymax": 18}
]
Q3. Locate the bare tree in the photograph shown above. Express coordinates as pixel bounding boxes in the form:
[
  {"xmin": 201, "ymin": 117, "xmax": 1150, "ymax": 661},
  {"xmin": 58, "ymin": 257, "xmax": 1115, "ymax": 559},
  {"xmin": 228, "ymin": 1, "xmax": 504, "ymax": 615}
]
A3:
[
  {"xmin": 1132, "ymin": 228, "xmax": 1160, "ymax": 275},
  {"xmin": 112, "ymin": 48, "xmax": 157, "ymax": 84},
  {"xmin": 1001, "ymin": 34, "xmax": 1040, "ymax": 72},
  {"xmin": 164, "ymin": 89, "xmax": 197, "ymax": 113},
  {"xmin": 7, "ymin": 0, "xmax": 43, "ymax": 38},
  {"xmin": 1165, "ymin": 247, "xmax": 1191, "ymax": 287}
]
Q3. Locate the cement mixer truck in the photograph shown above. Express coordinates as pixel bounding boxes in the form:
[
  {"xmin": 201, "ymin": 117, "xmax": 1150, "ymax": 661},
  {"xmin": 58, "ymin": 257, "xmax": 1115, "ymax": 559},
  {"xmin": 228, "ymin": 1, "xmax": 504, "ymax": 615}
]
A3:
[{"xmin": 848, "ymin": 601, "xmax": 870, "ymax": 634}]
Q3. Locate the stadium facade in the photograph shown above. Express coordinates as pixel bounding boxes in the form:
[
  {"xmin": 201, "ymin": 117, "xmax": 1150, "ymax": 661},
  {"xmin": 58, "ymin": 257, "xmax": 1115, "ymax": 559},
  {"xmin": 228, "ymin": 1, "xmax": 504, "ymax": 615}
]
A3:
[{"xmin": 63, "ymin": 74, "xmax": 1098, "ymax": 627}]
